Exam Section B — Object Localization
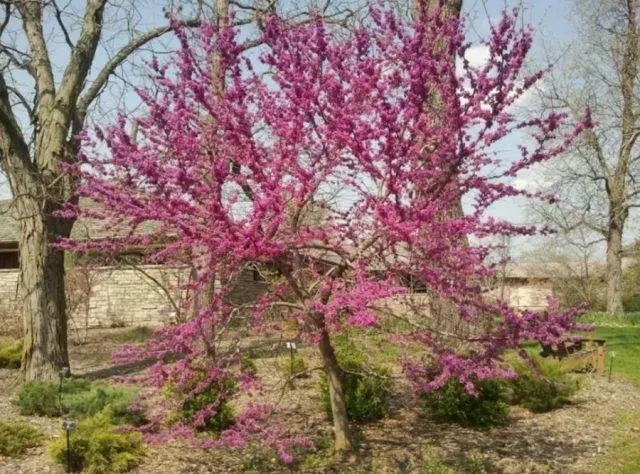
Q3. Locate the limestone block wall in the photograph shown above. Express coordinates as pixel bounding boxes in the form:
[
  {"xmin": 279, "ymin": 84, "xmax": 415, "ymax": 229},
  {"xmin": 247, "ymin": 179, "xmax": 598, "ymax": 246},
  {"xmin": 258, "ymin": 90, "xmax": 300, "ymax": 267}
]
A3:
[
  {"xmin": 0, "ymin": 265, "xmax": 269, "ymax": 331},
  {"xmin": 68, "ymin": 265, "xmax": 192, "ymax": 329},
  {"xmin": 486, "ymin": 278, "xmax": 554, "ymax": 310},
  {"xmin": 0, "ymin": 269, "xmax": 20, "ymax": 334}
]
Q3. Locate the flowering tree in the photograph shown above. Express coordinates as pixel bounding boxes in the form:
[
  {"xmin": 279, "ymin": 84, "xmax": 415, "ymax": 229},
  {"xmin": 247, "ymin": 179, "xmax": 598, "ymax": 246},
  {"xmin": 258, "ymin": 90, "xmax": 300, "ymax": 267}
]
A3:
[{"xmin": 62, "ymin": 6, "xmax": 590, "ymax": 455}]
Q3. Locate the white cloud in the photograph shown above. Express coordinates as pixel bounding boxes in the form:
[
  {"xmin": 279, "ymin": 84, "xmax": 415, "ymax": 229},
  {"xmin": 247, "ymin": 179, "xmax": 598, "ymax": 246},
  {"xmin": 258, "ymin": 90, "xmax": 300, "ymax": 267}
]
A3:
[{"xmin": 465, "ymin": 44, "xmax": 491, "ymax": 68}]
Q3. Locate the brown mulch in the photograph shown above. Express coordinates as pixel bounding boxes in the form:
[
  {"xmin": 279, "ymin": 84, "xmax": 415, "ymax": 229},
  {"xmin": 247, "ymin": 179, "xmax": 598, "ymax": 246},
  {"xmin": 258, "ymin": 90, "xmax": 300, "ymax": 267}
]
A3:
[{"xmin": 0, "ymin": 329, "xmax": 638, "ymax": 473}]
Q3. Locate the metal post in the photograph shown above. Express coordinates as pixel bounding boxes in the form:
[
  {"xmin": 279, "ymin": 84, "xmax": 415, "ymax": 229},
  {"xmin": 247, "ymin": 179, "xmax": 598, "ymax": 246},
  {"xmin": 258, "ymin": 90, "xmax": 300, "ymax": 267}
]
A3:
[{"xmin": 62, "ymin": 419, "xmax": 76, "ymax": 473}]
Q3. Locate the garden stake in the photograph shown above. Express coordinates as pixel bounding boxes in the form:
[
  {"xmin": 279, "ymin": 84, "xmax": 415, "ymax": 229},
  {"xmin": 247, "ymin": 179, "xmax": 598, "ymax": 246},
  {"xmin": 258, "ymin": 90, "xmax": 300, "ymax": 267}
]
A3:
[{"xmin": 62, "ymin": 419, "xmax": 77, "ymax": 473}]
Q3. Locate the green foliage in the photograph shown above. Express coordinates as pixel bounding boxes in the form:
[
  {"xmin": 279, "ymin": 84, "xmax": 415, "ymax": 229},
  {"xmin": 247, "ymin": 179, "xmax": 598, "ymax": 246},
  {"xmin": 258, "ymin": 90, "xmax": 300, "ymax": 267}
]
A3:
[
  {"xmin": 0, "ymin": 420, "xmax": 43, "ymax": 457},
  {"xmin": 623, "ymin": 295, "xmax": 640, "ymax": 313},
  {"xmin": 0, "ymin": 339, "xmax": 22, "ymax": 369},
  {"xmin": 114, "ymin": 326, "xmax": 153, "ymax": 343},
  {"xmin": 422, "ymin": 378, "xmax": 509, "ymax": 428},
  {"xmin": 508, "ymin": 357, "xmax": 579, "ymax": 413},
  {"xmin": 65, "ymin": 384, "xmax": 139, "ymax": 422},
  {"xmin": 172, "ymin": 378, "xmax": 236, "ymax": 433},
  {"xmin": 14, "ymin": 378, "xmax": 143, "ymax": 424},
  {"xmin": 15, "ymin": 378, "xmax": 91, "ymax": 417},
  {"xmin": 50, "ymin": 411, "xmax": 144, "ymax": 473},
  {"xmin": 320, "ymin": 335, "xmax": 394, "ymax": 423},
  {"xmin": 279, "ymin": 354, "xmax": 308, "ymax": 378},
  {"xmin": 240, "ymin": 354, "xmax": 257, "ymax": 376}
]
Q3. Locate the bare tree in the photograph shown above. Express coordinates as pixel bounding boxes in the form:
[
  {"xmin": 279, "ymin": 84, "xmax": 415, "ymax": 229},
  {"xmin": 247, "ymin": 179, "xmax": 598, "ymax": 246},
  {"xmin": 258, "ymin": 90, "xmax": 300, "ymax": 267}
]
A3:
[
  {"xmin": 0, "ymin": 0, "xmax": 356, "ymax": 381},
  {"xmin": 532, "ymin": 0, "xmax": 639, "ymax": 314}
]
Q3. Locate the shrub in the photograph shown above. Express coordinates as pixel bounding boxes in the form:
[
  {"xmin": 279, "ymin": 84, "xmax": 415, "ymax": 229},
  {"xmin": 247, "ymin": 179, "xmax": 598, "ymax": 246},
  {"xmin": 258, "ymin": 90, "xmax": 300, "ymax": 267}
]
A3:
[
  {"xmin": 0, "ymin": 339, "xmax": 22, "ymax": 369},
  {"xmin": 240, "ymin": 354, "xmax": 258, "ymax": 376},
  {"xmin": 114, "ymin": 326, "xmax": 153, "ymax": 343},
  {"xmin": 15, "ymin": 378, "xmax": 91, "ymax": 417},
  {"xmin": 14, "ymin": 379, "xmax": 142, "ymax": 423},
  {"xmin": 320, "ymin": 335, "xmax": 394, "ymax": 422},
  {"xmin": 279, "ymin": 354, "xmax": 308, "ymax": 378},
  {"xmin": 422, "ymin": 378, "xmax": 509, "ymax": 428},
  {"xmin": 64, "ymin": 383, "xmax": 138, "ymax": 422},
  {"xmin": 508, "ymin": 357, "xmax": 579, "ymax": 413},
  {"xmin": 0, "ymin": 420, "xmax": 43, "ymax": 457},
  {"xmin": 169, "ymin": 376, "xmax": 236, "ymax": 433},
  {"xmin": 623, "ymin": 295, "xmax": 640, "ymax": 313},
  {"xmin": 50, "ymin": 411, "xmax": 144, "ymax": 473}
]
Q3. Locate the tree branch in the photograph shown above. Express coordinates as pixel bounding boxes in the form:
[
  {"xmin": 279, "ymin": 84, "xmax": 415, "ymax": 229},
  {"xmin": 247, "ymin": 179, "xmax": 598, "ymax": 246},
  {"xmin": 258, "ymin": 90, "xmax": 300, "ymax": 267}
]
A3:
[
  {"xmin": 57, "ymin": 0, "xmax": 108, "ymax": 119},
  {"xmin": 76, "ymin": 18, "xmax": 201, "ymax": 125},
  {"xmin": 51, "ymin": 0, "xmax": 74, "ymax": 50},
  {"xmin": 0, "ymin": 72, "xmax": 34, "ymax": 172},
  {"xmin": 14, "ymin": 0, "xmax": 56, "ymax": 113}
]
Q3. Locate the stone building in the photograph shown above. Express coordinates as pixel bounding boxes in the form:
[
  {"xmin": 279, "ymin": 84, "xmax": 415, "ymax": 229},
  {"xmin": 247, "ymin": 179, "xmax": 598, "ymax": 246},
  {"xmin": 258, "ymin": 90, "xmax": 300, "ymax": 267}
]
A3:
[
  {"xmin": 1, "ymin": 197, "xmax": 556, "ymax": 331},
  {"xmin": 0, "ymin": 199, "xmax": 266, "ymax": 330}
]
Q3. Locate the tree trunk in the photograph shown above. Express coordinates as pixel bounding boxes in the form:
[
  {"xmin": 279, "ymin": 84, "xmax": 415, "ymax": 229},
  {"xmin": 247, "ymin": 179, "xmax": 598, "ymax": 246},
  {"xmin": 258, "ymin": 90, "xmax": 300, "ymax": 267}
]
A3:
[
  {"xmin": 318, "ymin": 329, "xmax": 351, "ymax": 451},
  {"xmin": 605, "ymin": 218, "xmax": 624, "ymax": 314},
  {"xmin": 18, "ymin": 195, "xmax": 70, "ymax": 381}
]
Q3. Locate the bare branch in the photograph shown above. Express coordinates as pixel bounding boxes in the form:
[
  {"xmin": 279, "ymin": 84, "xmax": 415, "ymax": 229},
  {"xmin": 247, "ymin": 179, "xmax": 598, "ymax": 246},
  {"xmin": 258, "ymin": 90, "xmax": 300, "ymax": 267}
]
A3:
[
  {"xmin": 14, "ymin": 0, "xmax": 56, "ymax": 112},
  {"xmin": 76, "ymin": 18, "xmax": 201, "ymax": 124},
  {"xmin": 51, "ymin": 0, "xmax": 74, "ymax": 50},
  {"xmin": 57, "ymin": 0, "xmax": 109, "ymax": 119}
]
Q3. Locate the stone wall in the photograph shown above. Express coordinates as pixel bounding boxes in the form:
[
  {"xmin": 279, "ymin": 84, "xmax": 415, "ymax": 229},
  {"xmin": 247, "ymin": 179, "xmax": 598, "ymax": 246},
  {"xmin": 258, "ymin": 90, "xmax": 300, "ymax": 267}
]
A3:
[
  {"xmin": 0, "ymin": 265, "xmax": 268, "ymax": 330},
  {"xmin": 67, "ymin": 265, "xmax": 191, "ymax": 329},
  {"xmin": 0, "ymin": 269, "xmax": 20, "ymax": 335},
  {"xmin": 486, "ymin": 278, "xmax": 554, "ymax": 310}
]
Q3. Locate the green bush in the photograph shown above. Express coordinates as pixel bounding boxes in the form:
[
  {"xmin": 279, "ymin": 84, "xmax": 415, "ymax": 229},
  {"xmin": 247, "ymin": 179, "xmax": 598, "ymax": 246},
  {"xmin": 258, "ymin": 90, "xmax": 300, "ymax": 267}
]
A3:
[
  {"xmin": 64, "ymin": 383, "xmax": 139, "ymax": 422},
  {"xmin": 623, "ymin": 295, "xmax": 640, "ymax": 313},
  {"xmin": 50, "ymin": 411, "xmax": 144, "ymax": 473},
  {"xmin": 508, "ymin": 357, "xmax": 579, "ymax": 413},
  {"xmin": 422, "ymin": 378, "xmax": 509, "ymax": 428},
  {"xmin": 170, "ymin": 377, "xmax": 236, "ymax": 433},
  {"xmin": 0, "ymin": 339, "xmax": 22, "ymax": 369},
  {"xmin": 0, "ymin": 420, "xmax": 43, "ymax": 457},
  {"xmin": 279, "ymin": 354, "xmax": 308, "ymax": 378},
  {"xmin": 14, "ymin": 379, "xmax": 142, "ymax": 424},
  {"xmin": 15, "ymin": 378, "xmax": 91, "ymax": 417},
  {"xmin": 320, "ymin": 335, "xmax": 393, "ymax": 423},
  {"xmin": 240, "ymin": 354, "xmax": 258, "ymax": 376}
]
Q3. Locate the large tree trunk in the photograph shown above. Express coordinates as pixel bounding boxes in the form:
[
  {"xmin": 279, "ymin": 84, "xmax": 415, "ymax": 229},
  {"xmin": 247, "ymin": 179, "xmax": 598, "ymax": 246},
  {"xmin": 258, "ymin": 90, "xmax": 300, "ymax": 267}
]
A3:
[
  {"xmin": 17, "ymin": 195, "xmax": 71, "ymax": 381},
  {"xmin": 605, "ymin": 214, "xmax": 624, "ymax": 314},
  {"xmin": 318, "ymin": 329, "xmax": 351, "ymax": 452}
]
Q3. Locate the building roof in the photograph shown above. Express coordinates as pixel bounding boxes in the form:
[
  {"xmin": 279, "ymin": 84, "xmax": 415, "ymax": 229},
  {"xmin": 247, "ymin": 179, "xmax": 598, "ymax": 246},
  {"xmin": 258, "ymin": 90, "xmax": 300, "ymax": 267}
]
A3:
[
  {"xmin": 0, "ymin": 198, "xmax": 160, "ymax": 244},
  {"xmin": 499, "ymin": 261, "xmax": 567, "ymax": 280},
  {"xmin": 0, "ymin": 200, "xmax": 18, "ymax": 243}
]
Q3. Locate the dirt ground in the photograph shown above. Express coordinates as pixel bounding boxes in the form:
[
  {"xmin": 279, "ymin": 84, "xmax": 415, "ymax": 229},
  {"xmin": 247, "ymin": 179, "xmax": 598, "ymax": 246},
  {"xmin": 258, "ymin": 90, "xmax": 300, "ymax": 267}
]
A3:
[{"xmin": 0, "ymin": 328, "xmax": 638, "ymax": 473}]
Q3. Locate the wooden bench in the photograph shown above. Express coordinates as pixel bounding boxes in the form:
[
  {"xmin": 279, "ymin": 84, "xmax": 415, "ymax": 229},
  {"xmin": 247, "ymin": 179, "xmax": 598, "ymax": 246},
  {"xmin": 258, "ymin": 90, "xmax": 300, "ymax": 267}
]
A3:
[{"xmin": 539, "ymin": 338, "xmax": 607, "ymax": 375}]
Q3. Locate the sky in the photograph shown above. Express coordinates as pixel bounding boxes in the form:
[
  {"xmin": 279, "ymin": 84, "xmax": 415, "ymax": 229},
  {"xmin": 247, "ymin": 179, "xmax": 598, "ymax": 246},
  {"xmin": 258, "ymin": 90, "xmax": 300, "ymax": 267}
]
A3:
[{"xmin": 0, "ymin": 0, "xmax": 604, "ymax": 257}]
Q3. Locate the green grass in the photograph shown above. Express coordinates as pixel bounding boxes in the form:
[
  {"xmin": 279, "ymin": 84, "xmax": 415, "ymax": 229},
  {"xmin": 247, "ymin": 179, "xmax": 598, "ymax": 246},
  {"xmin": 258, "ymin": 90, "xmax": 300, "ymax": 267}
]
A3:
[
  {"xmin": 0, "ymin": 339, "xmax": 22, "ymax": 369},
  {"xmin": 113, "ymin": 326, "xmax": 153, "ymax": 343},
  {"xmin": 593, "ymin": 411, "xmax": 640, "ymax": 473},
  {"xmin": 588, "ymin": 326, "xmax": 640, "ymax": 387},
  {"xmin": 578, "ymin": 311, "xmax": 640, "ymax": 327}
]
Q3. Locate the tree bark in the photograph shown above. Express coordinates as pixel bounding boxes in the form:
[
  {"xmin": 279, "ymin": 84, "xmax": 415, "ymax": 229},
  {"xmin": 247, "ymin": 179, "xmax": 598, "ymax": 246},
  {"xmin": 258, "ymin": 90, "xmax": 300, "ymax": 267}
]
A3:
[
  {"xmin": 605, "ymin": 208, "xmax": 625, "ymax": 314},
  {"xmin": 318, "ymin": 329, "xmax": 351, "ymax": 452},
  {"xmin": 17, "ymin": 194, "xmax": 71, "ymax": 380}
]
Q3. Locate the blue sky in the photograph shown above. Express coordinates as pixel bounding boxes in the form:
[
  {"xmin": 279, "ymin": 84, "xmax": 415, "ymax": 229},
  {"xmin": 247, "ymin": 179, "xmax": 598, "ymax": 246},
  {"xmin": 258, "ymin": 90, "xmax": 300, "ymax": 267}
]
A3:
[{"xmin": 0, "ymin": 0, "xmax": 587, "ymax": 255}]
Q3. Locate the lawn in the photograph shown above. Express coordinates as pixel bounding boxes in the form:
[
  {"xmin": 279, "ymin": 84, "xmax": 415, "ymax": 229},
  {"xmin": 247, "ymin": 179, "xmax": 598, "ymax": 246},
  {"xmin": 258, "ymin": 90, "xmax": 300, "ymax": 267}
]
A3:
[{"xmin": 588, "ymin": 326, "xmax": 640, "ymax": 387}]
